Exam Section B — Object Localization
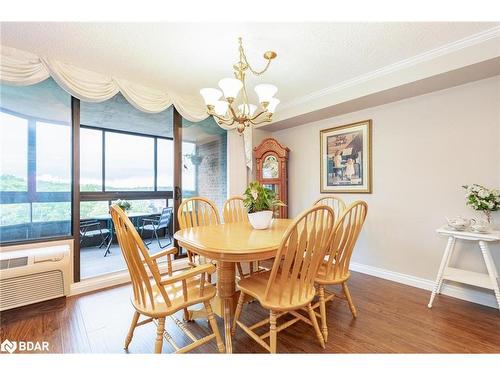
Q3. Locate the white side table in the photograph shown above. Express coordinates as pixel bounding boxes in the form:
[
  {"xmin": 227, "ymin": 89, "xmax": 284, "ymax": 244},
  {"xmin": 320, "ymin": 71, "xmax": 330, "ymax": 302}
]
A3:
[{"xmin": 428, "ymin": 226, "xmax": 500, "ymax": 312}]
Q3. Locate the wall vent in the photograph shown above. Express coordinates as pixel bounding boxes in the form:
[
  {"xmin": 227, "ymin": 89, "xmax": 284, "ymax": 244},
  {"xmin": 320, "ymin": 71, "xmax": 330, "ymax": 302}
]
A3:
[
  {"xmin": 0, "ymin": 256, "xmax": 28, "ymax": 270},
  {"xmin": 0, "ymin": 270, "xmax": 64, "ymax": 311}
]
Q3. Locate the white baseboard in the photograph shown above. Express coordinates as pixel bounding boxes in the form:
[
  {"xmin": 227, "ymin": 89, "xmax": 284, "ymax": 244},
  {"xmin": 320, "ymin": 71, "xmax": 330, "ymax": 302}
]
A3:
[
  {"xmin": 70, "ymin": 258, "xmax": 190, "ymax": 296},
  {"xmin": 350, "ymin": 262, "xmax": 498, "ymax": 309}
]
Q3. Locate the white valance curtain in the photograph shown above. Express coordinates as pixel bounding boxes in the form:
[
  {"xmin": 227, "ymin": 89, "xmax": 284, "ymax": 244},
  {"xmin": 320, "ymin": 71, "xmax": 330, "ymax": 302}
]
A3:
[
  {"xmin": 0, "ymin": 45, "xmax": 208, "ymax": 122},
  {"xmin": 0, "ymin": 45, "xmax": 253, "ymax": 170}
]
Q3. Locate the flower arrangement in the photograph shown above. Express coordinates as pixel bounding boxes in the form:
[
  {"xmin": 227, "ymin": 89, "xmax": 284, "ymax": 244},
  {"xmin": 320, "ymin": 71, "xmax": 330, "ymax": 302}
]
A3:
[
  {"xmin": 113, "ymin": 199, "xmax": 131, "ymax": 212},
  {"xmin": 243, "ymin": 181, "xmax": 284, "ymax": 214},
  {"xmin": 463, "ymin": 184, "xmax": 500, "ymax": 223}
]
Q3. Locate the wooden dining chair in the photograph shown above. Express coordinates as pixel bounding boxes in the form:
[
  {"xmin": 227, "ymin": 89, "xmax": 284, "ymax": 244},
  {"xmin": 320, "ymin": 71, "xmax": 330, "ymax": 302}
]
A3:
[
  {"xmin": 110, "ymin": 204, "xmax": 224, "ymax": 354},
  {"xmin": 313, "ymin": 195, "xmax": 347, "ymax": 221},
  {"xmin": 178, "ymin": 197, "xmax": 220, "ymax": 267},
  {"xmin": 232, "ymin": 205, "xmax": 335, "ymax": 353},
  {"xmin": 313, "ymin": 200, "xmax": 368, "ymax": 342},
  {"xmin": 222, "ymin": 196, "xmax": 248, "ymax": 224},
  {"xmin": 222, "ymin": 196, "xmax": 263, "ymax": 278}
]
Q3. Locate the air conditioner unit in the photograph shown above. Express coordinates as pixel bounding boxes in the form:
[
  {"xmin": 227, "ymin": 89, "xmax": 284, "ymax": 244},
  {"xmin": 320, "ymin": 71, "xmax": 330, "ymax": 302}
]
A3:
[{"xmin": 0, "ymin": 244, "xmax": 71, "ymax": 311}]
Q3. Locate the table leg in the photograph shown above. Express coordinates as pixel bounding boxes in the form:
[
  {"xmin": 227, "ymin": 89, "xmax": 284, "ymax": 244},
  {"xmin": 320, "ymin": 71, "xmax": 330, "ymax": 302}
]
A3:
[
  {"xmin": 478, "ymin": 241, "xmax": 500, "ymax": 312},
  {"xmin": 428, "ymin": 236, "xmax": 456, "ymax": 308},
  {"xmin": 217, "ymin": 261, "xmax": 236, "ymax": 354}
]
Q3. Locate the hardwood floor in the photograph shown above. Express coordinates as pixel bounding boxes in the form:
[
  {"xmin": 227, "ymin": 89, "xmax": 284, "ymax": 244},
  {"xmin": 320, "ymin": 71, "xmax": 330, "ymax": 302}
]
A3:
[{"xmin": 1, "ymin": 271, "xmax": 499, "ymax": 353}]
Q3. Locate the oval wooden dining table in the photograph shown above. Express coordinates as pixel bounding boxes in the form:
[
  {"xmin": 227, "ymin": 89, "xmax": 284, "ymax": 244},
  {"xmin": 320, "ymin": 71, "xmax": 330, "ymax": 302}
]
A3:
[{"xmin": 174, "ymin": 218, "xmax": 293, "ymax": 353}]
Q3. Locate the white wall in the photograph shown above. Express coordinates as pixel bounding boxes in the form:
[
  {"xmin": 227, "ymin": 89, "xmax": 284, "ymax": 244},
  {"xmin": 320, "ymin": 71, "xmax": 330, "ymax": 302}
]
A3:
[{"xmin": 271, "ymin": 77, "xmax": 500, "ymax": 290}]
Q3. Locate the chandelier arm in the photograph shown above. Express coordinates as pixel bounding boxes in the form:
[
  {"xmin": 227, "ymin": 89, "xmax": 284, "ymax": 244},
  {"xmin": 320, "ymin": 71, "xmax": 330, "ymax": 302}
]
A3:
[
  {"xmin": 218, "ymin": 118, "xmax": 236, "ymax": 126},
  {"xmin": 228, "ymin": 103, "xmax": 239, "ymax": 119},
  {"xmin": 218, "ymin": 123, "xmax": 238, "ymax": 131},
  {"xmin": 248, "ymin": 110, "xmax": 269, "ymax": 122},
  {"xmin": 211, "ymin": 112, "xmax": 233, "ymax": 123},
  {"xmin": 239, "ymin": 39, "xmax": 273, "ymax": 76},
  {"xmin": 249, "ymin": 117, "xmax": 272, "ymax": 126}
]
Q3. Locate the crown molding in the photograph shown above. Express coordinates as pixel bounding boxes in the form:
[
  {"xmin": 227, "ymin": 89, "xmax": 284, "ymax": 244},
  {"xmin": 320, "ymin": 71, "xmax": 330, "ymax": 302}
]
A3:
[{"xmin": 279, "ymin": 26, "xmax": 500, "ymax": 112}]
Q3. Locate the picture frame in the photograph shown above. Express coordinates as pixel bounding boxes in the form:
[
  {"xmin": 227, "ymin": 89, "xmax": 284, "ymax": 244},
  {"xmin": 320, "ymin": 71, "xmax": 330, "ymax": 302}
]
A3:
[{"xmin": 320, "ymin": 119, "xmax": 372, "ymax": 193}]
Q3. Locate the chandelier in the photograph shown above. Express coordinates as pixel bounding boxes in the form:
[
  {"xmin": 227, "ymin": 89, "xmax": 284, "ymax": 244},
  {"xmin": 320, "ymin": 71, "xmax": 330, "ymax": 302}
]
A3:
[{"xmin": 200, "ymin": 37, "xmax": 279, "ymax": 134}]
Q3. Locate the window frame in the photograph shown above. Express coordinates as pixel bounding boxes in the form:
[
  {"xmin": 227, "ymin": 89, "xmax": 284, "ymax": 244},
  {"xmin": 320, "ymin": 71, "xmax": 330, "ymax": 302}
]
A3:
[
  {"xmin": 79, "ymin": 124, "xmax": 177, "ymax": 202},
  {"xmin": 0, "ymin": 107, "xmax": 73, "ymax": 245}
]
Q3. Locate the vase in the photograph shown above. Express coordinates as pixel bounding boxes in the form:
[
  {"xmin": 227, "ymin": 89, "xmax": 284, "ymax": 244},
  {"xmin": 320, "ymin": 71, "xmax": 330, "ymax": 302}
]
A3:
[{"xmin": 248, "ymin": 210, "xmax": 273, "ymax": 230}]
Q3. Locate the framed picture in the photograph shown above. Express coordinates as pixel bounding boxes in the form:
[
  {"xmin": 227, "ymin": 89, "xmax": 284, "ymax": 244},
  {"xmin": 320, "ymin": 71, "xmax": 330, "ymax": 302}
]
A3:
[{"xmin": 320, "ymin": 120, "xmax": 372, "ymax": 193}]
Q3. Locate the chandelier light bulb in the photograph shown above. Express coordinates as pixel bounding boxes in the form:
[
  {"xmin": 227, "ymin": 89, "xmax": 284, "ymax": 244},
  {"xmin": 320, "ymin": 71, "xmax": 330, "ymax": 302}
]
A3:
[
  {"xmin": 267, "ymin": 98, "xmax": 280, "ymax": 113},
  {"xmin": 218, "ymin": 78, "xmax": 243, "ymax": 101},
  {"xmin": 254, "ymin": 83, "xmax": 278, "ymax": 105},
  {"xmin": 214, "ymin": 100, "xmax": 229, "ymax": 116},
  {"xmin": 238, "ymin": 103, "xmax": 257, "ymax": 117},
  {"xmin": 200, "ymin": 88, "xmax": 222, "ymax": 106}
]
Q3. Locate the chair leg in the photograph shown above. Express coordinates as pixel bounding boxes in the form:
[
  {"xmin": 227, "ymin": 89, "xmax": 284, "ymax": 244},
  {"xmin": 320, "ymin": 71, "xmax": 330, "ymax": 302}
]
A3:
[
  {"xmin": 269, "ymin": 310, "xmax": 278, "ymax": 354},
  {"xmin": 154, "ymin": 229, "xmax": 161, "ymax": 248},
  {"xmin": 231, "ymin": 292, "xmax": 246, "ymax": 336},
  {"xmin": 154, "ymin": 317, "xmax": 165, "ymax": 354},
  {"xmin": 204, "ymin": 301, "xmax": 225, "ymax": 353},
  {"xmin": 156, "ymin": 229, "xmax": 172, "ymax": 249},
  {"xmin": 236, "ymin": 263, "xmax": 245, "ymax": 278},
  {"xmin": 307, "ymin": 304, "xmax": 326, "ymax": 349},
  {"xmin": 187, "ymin": 251, "xmax": 194, "ymax": 266},
  {"xmin": 141, "ymin": 227, "xmax": 151, "ymax": 246},
  {"xmin": 342, "ymin": 282, "xmax": 357, "ymax": 318},
  {"xmin": 318, "ymin": 285, "xmax": 328, "ymax": 342},
  {"xmin": 124, "ymin": 311, "xmax": 140, "ymax": 350},
  {"xmin": 183, "ymin": 308, "xmax": 192, "ymax": 322}
]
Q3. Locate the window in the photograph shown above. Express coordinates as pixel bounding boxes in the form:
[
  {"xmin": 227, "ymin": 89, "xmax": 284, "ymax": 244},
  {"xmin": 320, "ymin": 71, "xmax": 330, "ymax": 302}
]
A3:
[
  {"xmin": 0, "ymin": 203, "xmax": 30, "ymax": 226},
  {"xmin": 157, "ymin": 138, "xmax": 173, "ymax": 191},
  {"xmin": 80, "ymin": 128, "xmax": 103, "ymax": 192},
  {"xmin": 36, "ymin": 121, "xmax": 71, "ymax": 192},
  {"xmin": 0, "ymin": 112, "xmax": 28, "ymax": 191},
  {"xmin": 126, "ymin": 199, "xmax": 167, "ymax": 214},
  {"xmin": 80, "ymin": 201, "xmax": 109, "ymax": 220},
  {"xmin": 105, "ymin": 132, "xmax": 154, "ymax": 191},
  {"xmin": 182, "ymin": 141, "xmax": 197, "ymax": 192},
  {"xmin": 0, "ymin": 79, "xmax": 72, "ymax": 243}
]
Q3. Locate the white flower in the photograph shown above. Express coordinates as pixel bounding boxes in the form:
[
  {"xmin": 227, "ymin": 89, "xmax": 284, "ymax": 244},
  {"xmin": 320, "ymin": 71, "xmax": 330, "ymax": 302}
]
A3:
[
  {"xmin": 251, "ymin": 189, "xmax": 258, "ymax": 200},
  {"xmin": 478, "ymin": 189, "xmax": 489, "ymax": 198}
]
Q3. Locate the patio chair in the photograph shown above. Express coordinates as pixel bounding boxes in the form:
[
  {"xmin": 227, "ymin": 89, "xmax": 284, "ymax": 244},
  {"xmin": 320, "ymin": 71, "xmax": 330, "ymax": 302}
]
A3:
[
  {"xmin": 138, "ymin": 207, "xmax": 173, "ymax": 249},
  {"xmin": 79, "ymin": 220, "xmax": 110, "ymax": 251}
]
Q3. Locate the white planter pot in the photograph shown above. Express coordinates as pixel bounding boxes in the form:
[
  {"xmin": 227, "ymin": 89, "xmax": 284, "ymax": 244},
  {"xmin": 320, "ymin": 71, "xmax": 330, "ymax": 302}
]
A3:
[{"xmin": 248, "ymin": 210, "xmax": 273, "ymax": 230}]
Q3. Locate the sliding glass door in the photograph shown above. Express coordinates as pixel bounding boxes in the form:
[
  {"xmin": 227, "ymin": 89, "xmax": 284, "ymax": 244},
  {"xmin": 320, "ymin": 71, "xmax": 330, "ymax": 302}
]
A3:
[{"xmin": 78, "ymin": 94, "xmax": 174, "ymax": 279}]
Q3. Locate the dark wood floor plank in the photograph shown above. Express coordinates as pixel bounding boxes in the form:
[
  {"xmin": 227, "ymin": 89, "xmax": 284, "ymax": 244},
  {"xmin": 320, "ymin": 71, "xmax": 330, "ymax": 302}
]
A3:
[{"xmin": 1, "ymin": 271, "xmax": 498, "ymax": 354}]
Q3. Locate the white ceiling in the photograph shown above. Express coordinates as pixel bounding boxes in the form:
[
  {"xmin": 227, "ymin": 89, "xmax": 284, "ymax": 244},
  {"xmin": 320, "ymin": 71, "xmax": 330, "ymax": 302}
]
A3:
[{"xmin": 1, "ymin": 22, "xmax": 499, "ymax": 109}]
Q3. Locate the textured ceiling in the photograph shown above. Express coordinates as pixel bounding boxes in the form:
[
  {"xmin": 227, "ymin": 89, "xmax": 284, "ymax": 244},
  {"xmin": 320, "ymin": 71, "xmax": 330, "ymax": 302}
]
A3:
[{"xmin": 1, "ymin": 22, "xmax": 499, "ymax": 108}]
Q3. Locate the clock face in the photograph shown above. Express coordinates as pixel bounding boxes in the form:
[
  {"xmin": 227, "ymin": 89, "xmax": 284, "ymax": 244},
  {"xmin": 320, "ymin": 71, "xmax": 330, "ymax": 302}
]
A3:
[{"xmin": 262, "ymin": 155, "xmax": 279, "ymax": 179}]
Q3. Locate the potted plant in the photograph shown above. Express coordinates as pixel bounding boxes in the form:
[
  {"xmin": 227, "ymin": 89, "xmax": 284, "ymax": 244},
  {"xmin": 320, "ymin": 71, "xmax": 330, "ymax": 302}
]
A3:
[
  {"xmin": 113, "ymin": 199, "xmax": 132, "ymax": 212},
  {"xmin": 463, "ymin": 184, "xmax": 500, "ymax": 225},
  {"xmin": 243, "ymin": 181, "xmax": 285, "ymax": 230}
]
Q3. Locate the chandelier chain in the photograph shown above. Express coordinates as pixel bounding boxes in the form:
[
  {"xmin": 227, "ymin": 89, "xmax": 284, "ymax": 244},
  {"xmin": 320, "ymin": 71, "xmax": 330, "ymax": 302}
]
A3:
[{"xmin": 239, "ymin": 38, "xmax": 273, "ymax": 76}]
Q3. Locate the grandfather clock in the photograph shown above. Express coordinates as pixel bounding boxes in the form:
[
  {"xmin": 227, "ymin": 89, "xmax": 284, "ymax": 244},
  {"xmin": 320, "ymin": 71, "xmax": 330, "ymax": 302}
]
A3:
[{"xmin": 254, "ymin": 138, "xmax": 290, "ymax": 218}]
